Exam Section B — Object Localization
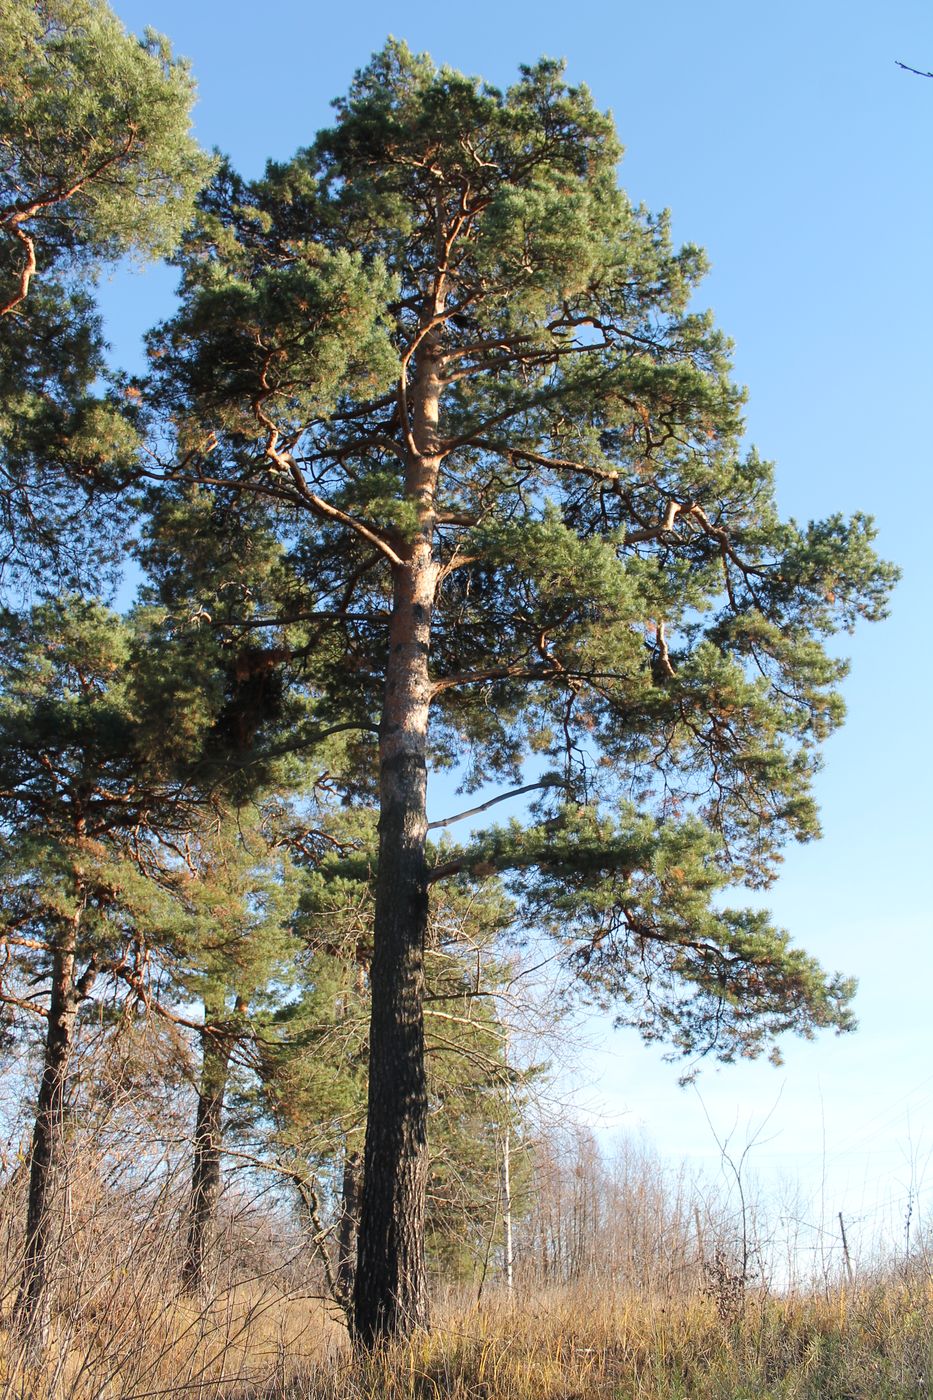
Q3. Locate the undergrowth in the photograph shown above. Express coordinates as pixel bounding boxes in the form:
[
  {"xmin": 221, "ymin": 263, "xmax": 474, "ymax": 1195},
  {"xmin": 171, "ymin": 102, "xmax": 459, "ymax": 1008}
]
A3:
[{"xmin": 2, "ymin": 1280, "xmax": 932, "ymax": 1399}]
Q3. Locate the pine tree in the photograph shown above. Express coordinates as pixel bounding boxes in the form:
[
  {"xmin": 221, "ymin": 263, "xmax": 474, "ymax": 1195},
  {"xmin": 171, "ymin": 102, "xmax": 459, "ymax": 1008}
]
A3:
[
  {"xmin": 0, "ymin": 592, "xmax": 316, "ymax": 1326},
  {"xmin": 0, "ymin": 600, "xmax": 201, "ymax": 1340},
  {"xmin": 175, "ymin": 807, "xmax": 300, "ymax": 1298},
  {"xmin": 0, "ymin": 0, "xmax": 210, "ymax": 595},
  {"xmin": 144, "ymin": 42, "xmax": 897, "ymax": 1339}
]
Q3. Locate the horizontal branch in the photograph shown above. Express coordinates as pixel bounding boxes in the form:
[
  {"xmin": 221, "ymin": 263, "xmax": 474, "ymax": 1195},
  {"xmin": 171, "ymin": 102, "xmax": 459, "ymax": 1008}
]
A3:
[
  {"xmin": 431, "ymin": 660, "xmax": 556, "ymax": 696},
  {"xmin": 227, "ymin": 720, "xmax": 379, "ymax": 768},
  {"xmin": 470, "ymin": 439, "xmax": 622, "ymax": 486}
]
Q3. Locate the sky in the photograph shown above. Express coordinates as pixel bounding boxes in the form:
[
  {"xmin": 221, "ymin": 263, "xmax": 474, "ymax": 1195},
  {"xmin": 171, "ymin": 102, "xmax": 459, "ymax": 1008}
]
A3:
[{"xmin": 101, "ymin": 0, "xmax": 933, "ymax": 1273}]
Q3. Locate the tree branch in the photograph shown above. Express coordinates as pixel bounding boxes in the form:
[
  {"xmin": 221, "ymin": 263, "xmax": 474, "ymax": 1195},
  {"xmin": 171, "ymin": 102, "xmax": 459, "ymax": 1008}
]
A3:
[
  {"xmin": 431, "ymin": 660, "xmax": 556, "ymax": 696},
  {"xmin": 0, "ymin": 225, "xmax": 37, "ymax": 316},
  {"xmin": 255, "ymin": 413, "xmax": 405, "ymax": 568},
  {"xmin": 427, "ymin": 778, "xmax": 562, "ymax": 830}
]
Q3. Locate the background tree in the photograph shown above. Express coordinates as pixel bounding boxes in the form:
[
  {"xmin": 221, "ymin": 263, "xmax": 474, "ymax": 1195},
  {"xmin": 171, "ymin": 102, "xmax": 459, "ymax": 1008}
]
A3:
[
  {"xmin": 143, "ymin": 42, "xmax": 896, "ymax": 1340},
  {"xmin": 0, "ymin": 600, "xmax": 201, "ymax": 1340},
  {"xmin": 0, "ymin": 0, "xmax": 210, "ymax": 596},
  {"xmin": 0, "ymin": 592, "xmax": 325, "ymax": 1328},
  {"xmin": 174, "ymin": 806, "xmax": 300, "ymax": 1298}
]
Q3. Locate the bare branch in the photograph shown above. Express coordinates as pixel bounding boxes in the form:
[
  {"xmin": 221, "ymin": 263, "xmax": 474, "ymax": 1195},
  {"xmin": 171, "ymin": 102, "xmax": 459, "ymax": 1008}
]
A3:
[{"xmin": 427, "ymin": 778, "xmax": 562, "ymax": 830}]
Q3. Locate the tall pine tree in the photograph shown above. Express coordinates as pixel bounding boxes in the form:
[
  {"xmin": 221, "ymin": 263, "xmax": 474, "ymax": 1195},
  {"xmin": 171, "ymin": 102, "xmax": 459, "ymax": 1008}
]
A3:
[{"xmin": 144, "ymin": 43, "xmax": 896, "ymax": 1340}]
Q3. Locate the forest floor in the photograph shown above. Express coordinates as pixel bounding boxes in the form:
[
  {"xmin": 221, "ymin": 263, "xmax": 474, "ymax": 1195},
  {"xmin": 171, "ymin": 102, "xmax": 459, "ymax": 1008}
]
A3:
[{"xmin": 2, "ymin": 1279, "xmax": 932, "ymax": 1399}]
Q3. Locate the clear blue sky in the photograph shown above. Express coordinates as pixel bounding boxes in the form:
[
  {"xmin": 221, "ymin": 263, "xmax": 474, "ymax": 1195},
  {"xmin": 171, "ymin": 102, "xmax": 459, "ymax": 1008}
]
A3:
[{"xmin": 104, "ymin": 0, "xmax": 933, "ymax": 1269}]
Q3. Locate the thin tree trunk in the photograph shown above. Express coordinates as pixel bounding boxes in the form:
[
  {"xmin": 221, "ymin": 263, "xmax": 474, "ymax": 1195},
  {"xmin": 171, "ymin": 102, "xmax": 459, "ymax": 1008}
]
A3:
[
  {"xmin": 15, "ymin": 918, "xmax": 88, "ymax": 1346},
  {"xmin": 501, "ymin": 1036, "xmax": 514, "ymax": 1295},
  {"xmin": 182, "ymin": 998, "xmax": 233, "ymax": 1297},
  {"xmin": 336, "ymin": 1147, "xmax": 363, "ymax": 1300},
  {"xmin": 501, "ymin": 1124, "xmax": 514, "ymax": 1294},
  {"xmin": 353, "ymin": 318, "xmax": 443, "ymax": 1343}
]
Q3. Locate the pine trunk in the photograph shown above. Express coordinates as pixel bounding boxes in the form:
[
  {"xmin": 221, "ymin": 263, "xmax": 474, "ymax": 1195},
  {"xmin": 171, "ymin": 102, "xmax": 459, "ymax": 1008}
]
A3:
[
  {"xmin": 182, "ymin": 1001, "xmax": 232, "ymax": 1297},
  {"xmin": 353, "ymin": 322, "xmax": 442, "ymax": 1343},
  {"xmin": 15, "ymin": 925, "xmax": 81, "ymax": 1344},
  {"xmin": 353, "ymin": 554, "xmax": 434, "ymax": 1341}
]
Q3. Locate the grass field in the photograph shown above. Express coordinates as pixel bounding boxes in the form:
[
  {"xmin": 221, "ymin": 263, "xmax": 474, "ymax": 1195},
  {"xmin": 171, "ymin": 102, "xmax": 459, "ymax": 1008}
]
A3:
[{"xmin": 3, "ymin": 1277, "xmax": 932, "ymax": 1399}]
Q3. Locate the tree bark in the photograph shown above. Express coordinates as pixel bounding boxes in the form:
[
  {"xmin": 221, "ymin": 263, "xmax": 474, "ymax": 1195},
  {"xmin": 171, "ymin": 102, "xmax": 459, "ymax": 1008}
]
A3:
[
  {"xmin": 336, "ymin": 1146, "xmax": 363, "ymax": 1300},
  {"xmin": 15, "ymin": 918, "xmax": 86, "ymax": 1346},
  {"xmin": 353, "ymin": 552, "xmax": 434, "ymax": 1341},
  {"xmin": 353, "ymin": 319, "xmax": 443, "ymax": 1342},
  {"xmin": 181, "ymin": 998, "xmax": 233, "ymax": 1298}
]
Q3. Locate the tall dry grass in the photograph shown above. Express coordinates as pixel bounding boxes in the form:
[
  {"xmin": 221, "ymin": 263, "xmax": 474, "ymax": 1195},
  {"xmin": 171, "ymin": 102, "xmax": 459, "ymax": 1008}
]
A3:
[
  {"xmin": 2, "ymin": 1038, "xmax": 931, "ymax": 1398},
  {"xmin": 3, "ymin": 1276, "xmax": 933, "ymax": 1399}
]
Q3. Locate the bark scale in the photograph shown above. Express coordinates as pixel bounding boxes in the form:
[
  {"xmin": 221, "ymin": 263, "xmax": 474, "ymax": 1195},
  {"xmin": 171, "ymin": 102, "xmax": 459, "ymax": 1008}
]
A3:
[{"xmin": 181, "ymin": 998, "xmax": 233, "ymax": 1297}]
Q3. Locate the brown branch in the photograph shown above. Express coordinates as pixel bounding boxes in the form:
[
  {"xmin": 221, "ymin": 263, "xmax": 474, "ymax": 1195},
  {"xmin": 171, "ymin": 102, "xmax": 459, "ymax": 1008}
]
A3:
[
  {"xmin": 0, "ymin": 225, "xmax": 36, "ymax": 316},
  {"xmin": 325, "ymin": 431, "xmax": 407, "ymax": 465},
  {"xmin": 435, "ymin": 510, "xmax": 479, "ymax": 526},
  {"xmin": 624, "ymin": 499, "xmax": 682, "ymax": 545},
  {"xmin": 471, "ymin": 440, "xmax": 622, "ymax": 486},
  {"xmin": 258, "ymin": 419, "xmax": 405, "ymax": 567},
  {"xmin": 1, "ymin": 127, "xmax": 140, "ymax": 316},
  {"xmin": 0, "ymin": 989, "xmax": 47, "ymax": 1020},
  {"xmin": 289, "ymin": 1167, "xmax": 351, "ymax": 1317},
  {"xmin": 431, "ymin": 660, "xmax": 556, "ymax": 696},
  {"xmin": 0, "ymin": 128, "xmax": 138, "ymax": 228},
  {"xmin": 0, "ymin": 933, "xmax": 48, "ymax": 953},
  {"xmin": 655, "ymin": 621, "xmax": 676, "ymax": 679},
  {"xmin": 214, "ymin": 610, "xmax": 390, "ymax": 631}
]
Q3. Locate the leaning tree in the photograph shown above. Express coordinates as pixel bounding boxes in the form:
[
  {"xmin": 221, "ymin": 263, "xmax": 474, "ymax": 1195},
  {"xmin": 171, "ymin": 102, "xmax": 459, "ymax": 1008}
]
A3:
[{"xmin": 143, "ymin": 41, "xmax": 896, "ymax": 1340}]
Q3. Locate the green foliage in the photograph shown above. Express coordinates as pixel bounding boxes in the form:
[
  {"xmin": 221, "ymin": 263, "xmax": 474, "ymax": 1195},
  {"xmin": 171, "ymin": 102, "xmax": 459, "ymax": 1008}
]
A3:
[
  {"xmin": 0, "ymin": 280, "xmax": 143, "ymax": 596},
  {"xmin": 139, "ymin": 39, "xmax": 895, "ymax": 1076},
  {"xmin": 0, "ymin": 0, "xmax": 211, "ymax": 597},
  {"xmin": 0, "ymin": 0, "xmax": 210, "ymax": 285},
  {"xmin": 0, "ymin": 599, "xmax": 199, "ymax": 1035},
  {"xmin": 437, "ymin": 802, "xmax": 855, "ymax": 1068}
]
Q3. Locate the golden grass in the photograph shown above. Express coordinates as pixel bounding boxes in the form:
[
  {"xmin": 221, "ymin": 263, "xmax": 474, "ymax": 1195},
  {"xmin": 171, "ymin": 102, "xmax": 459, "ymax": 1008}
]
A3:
[{"xmin": 3, "ymin": 1277, "xmax": 933, "ymax": 1398}]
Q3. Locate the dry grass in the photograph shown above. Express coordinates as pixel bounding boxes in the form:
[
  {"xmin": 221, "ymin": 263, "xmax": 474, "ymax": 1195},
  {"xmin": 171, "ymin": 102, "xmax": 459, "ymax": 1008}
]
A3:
[
  {"xmin": 1, "ymin": 1074, "xmax": 930, "ymax": 1399},
  {"xmin": 334, "ymin": 1285, "xmax": 933, "ymax": 1400},
  {"xmin": 3, "ymin": 1278, "xmax": 933, "ymax": 1399},
  {"xmin": 0, "ymin": 1276, "xmax": 346, "ymax": 1400}
]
